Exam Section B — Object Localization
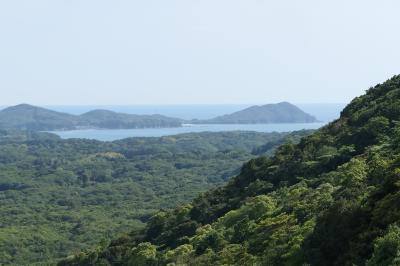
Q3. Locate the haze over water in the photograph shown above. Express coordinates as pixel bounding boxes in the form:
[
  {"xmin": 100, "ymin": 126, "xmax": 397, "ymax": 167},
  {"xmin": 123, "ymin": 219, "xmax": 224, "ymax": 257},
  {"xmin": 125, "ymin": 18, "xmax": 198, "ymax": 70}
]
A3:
[
  {"xmin": 46, "ymin": 103, "xmax": 345, "ymax": 121},
  {"xmin": 46, "ymin": 103, "xmax": 340, "ymax": 141},
  {"xmin": 51, "ymin": 123, "xmax": 325, "ymax": 141}
]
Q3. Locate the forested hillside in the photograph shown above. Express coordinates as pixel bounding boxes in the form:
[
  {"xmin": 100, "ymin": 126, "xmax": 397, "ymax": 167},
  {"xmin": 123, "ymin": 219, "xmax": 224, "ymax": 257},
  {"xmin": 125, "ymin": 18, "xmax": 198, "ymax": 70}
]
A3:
[
  {"xmin": 0, "ymin": 130, "xmax": 308, "ymax": 265},
  {"xmin": 59, "ymin": 76, "xmax": 400, "ymax": 266}
]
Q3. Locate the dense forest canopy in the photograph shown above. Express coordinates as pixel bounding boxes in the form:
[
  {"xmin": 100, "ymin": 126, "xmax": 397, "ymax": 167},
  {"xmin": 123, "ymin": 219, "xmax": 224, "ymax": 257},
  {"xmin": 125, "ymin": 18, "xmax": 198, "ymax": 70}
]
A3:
[
  {"xmin": 58, "ymin": 76, "xmax": 400, "ymax": 266},
  {"xmin": 0, "ymin": 130, "xmax": 309, "ymax": 265}
]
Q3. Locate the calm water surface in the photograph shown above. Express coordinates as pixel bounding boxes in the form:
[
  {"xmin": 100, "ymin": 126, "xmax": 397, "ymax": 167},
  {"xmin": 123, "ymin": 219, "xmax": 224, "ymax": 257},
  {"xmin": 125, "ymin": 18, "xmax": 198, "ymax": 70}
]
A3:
[{"xmin": 51, "ymin": 123, "xmax": 326, "ymax": 141}]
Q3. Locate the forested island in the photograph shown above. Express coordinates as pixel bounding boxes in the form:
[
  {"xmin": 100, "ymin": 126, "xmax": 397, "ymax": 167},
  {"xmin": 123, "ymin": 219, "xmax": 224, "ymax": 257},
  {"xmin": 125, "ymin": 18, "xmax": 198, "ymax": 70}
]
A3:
[
  {"xmin": 0, "ymin": 129, "xmax": 310, "ymax": 264},
  {"xmin": 0, "ymin": 102, "xmax": 318, "ymax": 132},
  {"xmin": 57, "ymin": 76, "xmax": 400, "ymax": 266}
]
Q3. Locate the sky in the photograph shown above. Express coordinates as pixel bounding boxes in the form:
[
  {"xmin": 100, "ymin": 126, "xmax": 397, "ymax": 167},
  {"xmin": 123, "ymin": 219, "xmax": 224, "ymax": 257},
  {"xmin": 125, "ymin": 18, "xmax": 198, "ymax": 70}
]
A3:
[{"xmin": 0, "ymin": 0, "xmax": 399, "ymax": 105}]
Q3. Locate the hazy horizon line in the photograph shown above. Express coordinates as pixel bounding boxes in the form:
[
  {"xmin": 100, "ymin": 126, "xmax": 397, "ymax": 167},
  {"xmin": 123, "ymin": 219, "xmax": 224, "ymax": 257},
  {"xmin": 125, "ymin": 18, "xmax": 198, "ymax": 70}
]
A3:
[{"xmin": 0, "ymin": 102, "xmax": 348, "ymax": 107}]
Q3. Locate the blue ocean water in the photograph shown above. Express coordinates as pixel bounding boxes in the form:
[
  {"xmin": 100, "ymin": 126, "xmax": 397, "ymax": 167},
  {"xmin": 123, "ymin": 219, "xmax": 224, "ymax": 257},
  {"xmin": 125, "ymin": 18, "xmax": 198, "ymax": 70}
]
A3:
[{"xmin": 52, "ymin": 123, "xmax": 326, "ymax": 141}]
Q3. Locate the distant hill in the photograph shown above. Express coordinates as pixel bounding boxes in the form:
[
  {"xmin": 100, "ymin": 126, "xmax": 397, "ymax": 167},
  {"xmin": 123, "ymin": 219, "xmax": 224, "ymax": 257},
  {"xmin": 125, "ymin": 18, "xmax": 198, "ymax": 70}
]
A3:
[
  {"xmin": 79, "ymin": 109, "xmax": 182, "ymax": 129},
  {"xmin": 0, "ymin": 104, "xmax": 78, "ymax": 130},
  {"xmin": 0, "ymin": 102, "xmax": 318, "ymax": 131},
  {"xmin": 193, "ymin": 102, "xmax": 318, "ymax": 124},
  {"xmin": 0, "ymin": 104, "xmax": 182, "ymax": 131}
]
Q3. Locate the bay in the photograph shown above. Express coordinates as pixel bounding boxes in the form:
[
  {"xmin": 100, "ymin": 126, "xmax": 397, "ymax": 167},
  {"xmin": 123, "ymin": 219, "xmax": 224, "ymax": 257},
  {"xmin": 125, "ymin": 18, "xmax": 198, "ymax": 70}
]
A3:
[{"xmin": 51, "ymin": 122, "xmax": 326, "ymax": 141}]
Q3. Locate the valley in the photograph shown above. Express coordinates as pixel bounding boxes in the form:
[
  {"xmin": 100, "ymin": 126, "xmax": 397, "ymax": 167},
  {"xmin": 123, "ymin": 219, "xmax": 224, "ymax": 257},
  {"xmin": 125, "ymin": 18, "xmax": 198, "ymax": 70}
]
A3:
[{"xmin": 0, "ymin": 130, "xmax": 310, "ymax": 264}]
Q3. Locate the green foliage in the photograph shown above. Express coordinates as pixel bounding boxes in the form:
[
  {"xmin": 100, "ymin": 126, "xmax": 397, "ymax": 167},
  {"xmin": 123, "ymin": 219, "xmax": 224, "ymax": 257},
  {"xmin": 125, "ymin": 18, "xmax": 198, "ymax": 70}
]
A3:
[
  {"xmin": 127, "ymin": 242, "xmax": 158, "ymax": 266},
  {"xmin": 367, "ymin": 224, "xmax": 400, "ymax": 266}
]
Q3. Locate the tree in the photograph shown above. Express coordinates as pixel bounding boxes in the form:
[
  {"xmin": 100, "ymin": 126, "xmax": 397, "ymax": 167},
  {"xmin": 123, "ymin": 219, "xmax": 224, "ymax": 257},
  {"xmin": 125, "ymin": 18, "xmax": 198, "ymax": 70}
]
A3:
[
  {"xmin": 127, "ymin": 242, "xmax": 158, "ymax": 266},
  {"xmin": 367, "ymin": 225, "xmax": 400, "ymax": 266}
]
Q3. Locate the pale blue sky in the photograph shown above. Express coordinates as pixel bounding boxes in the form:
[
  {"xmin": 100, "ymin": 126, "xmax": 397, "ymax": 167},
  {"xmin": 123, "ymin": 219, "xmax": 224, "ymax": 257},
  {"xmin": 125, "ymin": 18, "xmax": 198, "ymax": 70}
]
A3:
[{"xmin": 0, "ymin": 0, "xmax": 399, "ymax": 105}]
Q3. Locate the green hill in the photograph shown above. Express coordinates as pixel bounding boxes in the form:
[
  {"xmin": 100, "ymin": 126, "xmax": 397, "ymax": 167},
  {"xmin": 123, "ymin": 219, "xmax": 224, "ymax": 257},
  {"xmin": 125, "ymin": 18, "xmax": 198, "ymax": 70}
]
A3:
[
  {"xmin": 79, "ymin": 109, "xmax": 182, "ymax": 129},
  {"xmin": 0, "ymin": 104, "xmax": 182, "ymax": 130},
  {"xmin": 59, "ymin": 75, "xmax": 400, "ymax": 266},
  {"xmin": 193, "ymin": 102, "xmax": 318, "ymax": 124},
  {"xmin": 0, "ymin": 104, "xmax": 78, "ymax": 130}
]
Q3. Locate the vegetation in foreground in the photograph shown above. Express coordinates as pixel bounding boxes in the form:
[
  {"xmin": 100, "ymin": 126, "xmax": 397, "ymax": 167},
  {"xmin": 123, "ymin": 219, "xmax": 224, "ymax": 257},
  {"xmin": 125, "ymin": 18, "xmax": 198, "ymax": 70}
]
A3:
[
  {"xmin": 0, "ymin": 130, "xmax": 308, "ymax": 265},
  {"xmin": 59, "ymin": 76, "xmax": 400, "ymax": 265}
]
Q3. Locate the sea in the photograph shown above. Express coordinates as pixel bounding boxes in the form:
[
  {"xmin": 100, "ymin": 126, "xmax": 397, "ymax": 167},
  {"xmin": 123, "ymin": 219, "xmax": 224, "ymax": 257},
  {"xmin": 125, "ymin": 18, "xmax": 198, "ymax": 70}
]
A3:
[
  {"xmin": 50, "ymin": 123, "xmax": 325, "ymax": 141},
  {"xmin": 0, "ymin": 103, "xmax": 345, "ymax": 141}
]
